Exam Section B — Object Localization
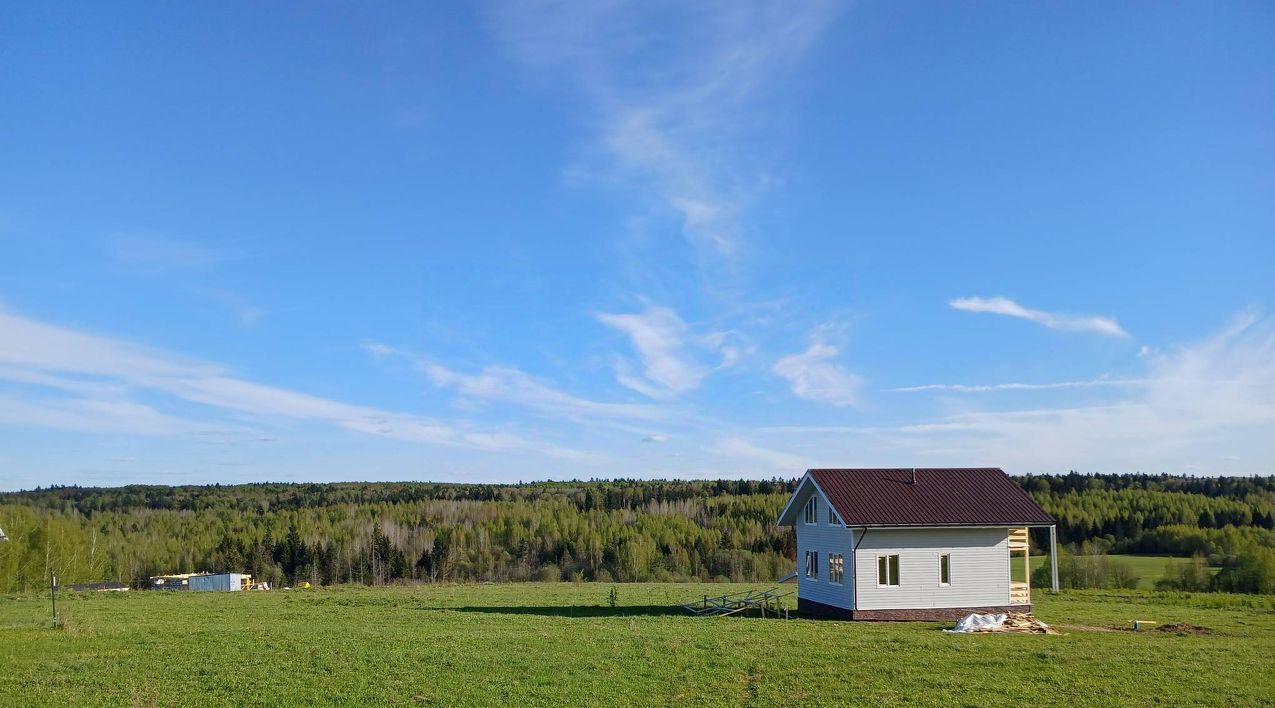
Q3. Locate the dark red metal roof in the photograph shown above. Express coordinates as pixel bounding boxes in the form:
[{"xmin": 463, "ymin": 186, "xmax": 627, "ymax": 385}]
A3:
[{"xmin": 808, "ymin": 468, "xmax": 1054, "ymax": 526}]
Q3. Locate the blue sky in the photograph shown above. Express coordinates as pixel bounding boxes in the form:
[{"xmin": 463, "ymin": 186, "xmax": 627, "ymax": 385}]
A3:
[{"xmin": 2, "ymin": 2, "xmax": 1273, "ymax": 490}]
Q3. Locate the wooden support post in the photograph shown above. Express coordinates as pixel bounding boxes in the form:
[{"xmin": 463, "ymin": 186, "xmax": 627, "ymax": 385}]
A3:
[
  {"xmin": 1025, "ymin": 539, "xmax": 1031, "ymax": 604},
  {"xmin": 1049, "ymin": 525, "xmax": 1059, "ymax": 593}
]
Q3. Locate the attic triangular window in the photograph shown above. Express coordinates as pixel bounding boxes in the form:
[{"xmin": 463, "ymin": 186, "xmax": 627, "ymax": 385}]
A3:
[{"xmin": 828, "ymin": 506, "xmax": 841, "ymax": 526}]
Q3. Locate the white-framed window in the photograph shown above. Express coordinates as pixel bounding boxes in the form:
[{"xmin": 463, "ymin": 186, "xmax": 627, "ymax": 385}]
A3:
[
  {"xmin": 877, "ymin": 554, "xmax": 900, "ymax": 587},
  {"xmin": 803, "ymin": 496, "xmax": 817, "ymax": 525},
  {"xmin": 939, "ymin": 553, "xmax": 951, "ymax": 586},
  {"xmin": 827, "ymin": 505, "xmax": 841, "ymax": 526},
  {"xmin": 805, "ymin": 550, "xmax": 819, "ymax": 580},
  {"xmin": 829, "ymin": 553, "xmax": 844, "ymax": 584}
]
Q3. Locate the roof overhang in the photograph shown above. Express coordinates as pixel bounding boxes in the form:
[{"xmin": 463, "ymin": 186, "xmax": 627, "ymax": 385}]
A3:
[
  {"xmin": 842, "ymin": 523, "xmax": 1057, "ymax": 530},
  {"xmin": 776, "ymin": 472, "xmax": 831, "ymax": 526}
]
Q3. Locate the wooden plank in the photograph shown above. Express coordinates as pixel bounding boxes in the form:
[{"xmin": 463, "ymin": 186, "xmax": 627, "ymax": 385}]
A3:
[
  {"xmin": 1008, "ymin": 527, "xmax": 1030, "ymax": 551},
  {"xmin": 1010, "ymin": 580, "xmax": 1031, "ymax": 604}
]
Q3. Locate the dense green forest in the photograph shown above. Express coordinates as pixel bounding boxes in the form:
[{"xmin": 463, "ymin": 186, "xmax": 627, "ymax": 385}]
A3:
[{"xmin": 2, "ymin": 473, "xmax": 1273, "ymax": 594}]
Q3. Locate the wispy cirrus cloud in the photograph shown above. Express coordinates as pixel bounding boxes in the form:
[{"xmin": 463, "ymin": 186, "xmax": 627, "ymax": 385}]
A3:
[
  {"xmin": 950, "ymin": 296, "xmax": 1129, "ymax": 337},
  {"xmin": 365, "ymin": 342, "xmax": 718, "ymax": 453},
  {"xmin": 0, "ymin": 395, "xmax": 187, "ymax": 436},
  {"xmin": 759, "ymin": 310, "xmax": 1275, "ymax": 474},
  {"xmin": 894, "ymin": 378, "xmax": 1147, "ymax": 393},
  {"xmin": 711, "ymin": 436, "xmax": 811, "ymax": 472},
  {"xmin": 364, "ymin": 341, "xmax": 669, "ymax": 422},
  {"xmin": 420, "ymin": 358, "xmax": 668, "ymax": 423},
  {"xmin": 490, "ymin": 0, "xmax": 840, "ymax": 262},
  {"xmin": 772, "ymin": 334, "xmax": 861, "ymax": 407},
  {"xmin": 596, "ymin": 304, "xmax": 738, "ymax": 397},
  {"xmin": 0, "ymin": 306, "xmax": 601, "ymax": 462}
]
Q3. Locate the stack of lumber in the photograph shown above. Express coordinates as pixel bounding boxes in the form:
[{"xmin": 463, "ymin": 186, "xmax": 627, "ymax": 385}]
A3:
[{"xmin": 997, "ymin": 612, "xmax": 1059, "ymax": 634}]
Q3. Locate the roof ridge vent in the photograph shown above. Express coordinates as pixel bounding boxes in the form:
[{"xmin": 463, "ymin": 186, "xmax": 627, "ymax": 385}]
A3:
[{"xmin": 911, "ymin": 467, "xmax": 917, "ymax": 485}]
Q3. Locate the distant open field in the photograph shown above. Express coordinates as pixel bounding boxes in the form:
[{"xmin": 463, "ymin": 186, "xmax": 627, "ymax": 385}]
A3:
[
  {"xmin": 2, "ymin": 583, "xmax": 1272, "ymax": 706},
  {"xmin": 1028, "ymin": 554, "xmax": 1219, "ymax": 590}
]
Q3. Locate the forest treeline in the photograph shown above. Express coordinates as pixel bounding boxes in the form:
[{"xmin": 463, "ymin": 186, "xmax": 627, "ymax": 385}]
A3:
[{"xmin": 1, "ymin": 473, "xmax": 1273, "ymax": 594}]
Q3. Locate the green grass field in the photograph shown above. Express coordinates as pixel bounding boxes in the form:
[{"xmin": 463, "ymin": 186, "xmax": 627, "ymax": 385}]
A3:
[
  {"xmin": 2, "ymin": 583, "xmax": 1272, "ymax": 706},
  {"xmin": 1028, "ymin": 554, "xmax": 1217, "ymax": 589}
]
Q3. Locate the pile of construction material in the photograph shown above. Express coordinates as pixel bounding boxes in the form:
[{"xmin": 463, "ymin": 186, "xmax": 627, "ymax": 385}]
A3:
[
  {"xmin": 999, "ymin": 613, "xmax": 1059, "ymax": 634},
  {"xmin": 945, "ymin": 612, "xmax": 1059, "ymax": 634}
]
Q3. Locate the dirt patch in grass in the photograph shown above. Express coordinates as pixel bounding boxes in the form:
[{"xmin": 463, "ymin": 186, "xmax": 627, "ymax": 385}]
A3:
[
  {"xmin": 1102, "ymin": 622, "xmax": 1215, "ymax": 635},
  {"xmin": 1155, "ymin": 623, "xmax": 1213, "ymax": 636}
]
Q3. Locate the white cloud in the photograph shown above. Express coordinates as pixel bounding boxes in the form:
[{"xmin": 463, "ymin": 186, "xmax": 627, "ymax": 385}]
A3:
[
  {"xmin": 759, "ymin": 310, "xmax": 1275, "ymax": 474},
  {"xmin": 772, "ymin": 339, "xmax": 861, "ymax": 407},
  {"xmin": 700, "ymin": 330, "xmax": 745, "ymax": 370},
  {"xmin": 418, "ymin": 360, "xmax": 667, "ymax": 422},
  {"xmin": 361, "ymin": 340, "xmax": 669, "ymax": 423},
  {"xmin": 894, "ymin": 378, "xmax": 1146, "ymax": 393},
  {"xmin": 361, "ymin": 341, "xmax": 401, "ymax": 358},
  {"xmin": 0, "ymin": 306, "xmax": 599, "ymax": 462},
  {"xmin": 596, "ymin": 304, "xmax": 739, "ymax": 397},
  {"xmin": 0, "ymin": 395, "xmax": 187, "ymax": 436},
  {"xmin": 0, "ymin": 308, "xmax": 222, "ymax": 380},
  {"xmin": 490, "ymin": 1, "xmax": 840, "ymax": 261},
  {"xmin": 1142, "ymin": 309, "xmax": 1272, "ymax": 424},
  {"xmin": 950, "ymin": 296, "xmax": 1129, "ymax": 337},
  {"xmin": 711, "ymin": 437, "xmax": 810, "ymax": 472},
  {"xmin": 0, "ymin": 365, "xmax": 130, "ymax": 398},
  {"xmin": 611, "ymin": 357, "xmax": 678, "ymax": 399},
  {"xmin": 7, "ymin": 299, "xmax": 1268, "ymax": 480}
]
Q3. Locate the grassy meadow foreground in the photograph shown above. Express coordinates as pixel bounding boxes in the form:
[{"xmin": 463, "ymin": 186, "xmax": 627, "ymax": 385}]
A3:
[{"xmin": 2, "ymin": 583, "xmax": 1273, "ymax": 706}]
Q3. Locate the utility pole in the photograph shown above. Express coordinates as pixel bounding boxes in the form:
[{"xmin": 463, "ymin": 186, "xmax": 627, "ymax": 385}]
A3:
[
  {"xmin": 50, "ymin": 568, "xmax": 59, "ymax": 627},
  {"xmin": 1049, "ymin": 525, "xmax": 1060, "ymax": 593}
]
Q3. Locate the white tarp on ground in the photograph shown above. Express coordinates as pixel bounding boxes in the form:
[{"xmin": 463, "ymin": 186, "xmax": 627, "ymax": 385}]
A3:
[
  {"xmin": 944, "ymin": 612, "xmax": 1059, "ymax": 634},
  {"xmin": 944, "ymin": 613, "xmax": 1008, "ymax": 633}
]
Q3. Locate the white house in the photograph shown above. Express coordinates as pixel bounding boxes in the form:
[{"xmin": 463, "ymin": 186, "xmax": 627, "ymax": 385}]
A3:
[{"xmin": 777, "ymin": 468, "xmax": 1057, "ymax": 620}]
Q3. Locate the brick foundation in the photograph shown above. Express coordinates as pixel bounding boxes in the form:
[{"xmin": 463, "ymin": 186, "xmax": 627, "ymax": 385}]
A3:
[
  {"xmin": 797, "ymin": 597, "xmax": 856, "ymax": 620},
  {"xmin": 799, "ymin": 597, "xmax": 1029, "ymax": 621}
]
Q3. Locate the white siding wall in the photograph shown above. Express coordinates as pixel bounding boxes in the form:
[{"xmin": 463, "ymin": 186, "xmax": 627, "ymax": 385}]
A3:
[
  {"xmin": 853, "ymin": 528, "xmax": 1010, "ymax": 610},
  {"xmin": 794, "ymin": 490, "xmax": 855, "ymax": 610}
]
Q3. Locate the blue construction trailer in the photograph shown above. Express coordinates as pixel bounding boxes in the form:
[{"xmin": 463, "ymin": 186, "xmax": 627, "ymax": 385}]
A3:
[{"xmin": 188, "ymin": 573, "xmax": 249, "ymax": 592}]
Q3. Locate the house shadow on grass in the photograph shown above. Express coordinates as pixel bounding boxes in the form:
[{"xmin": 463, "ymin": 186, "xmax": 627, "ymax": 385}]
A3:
[{"xmin": 449, "ymin": 605, "xmax": 688, "ymax": 618}]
